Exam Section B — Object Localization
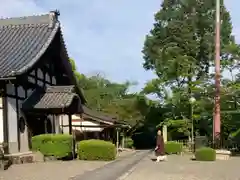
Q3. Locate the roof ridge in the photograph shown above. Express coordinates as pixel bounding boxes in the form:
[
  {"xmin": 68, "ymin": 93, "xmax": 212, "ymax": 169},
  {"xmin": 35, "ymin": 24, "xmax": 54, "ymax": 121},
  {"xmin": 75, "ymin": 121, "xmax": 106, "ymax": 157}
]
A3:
[
  {"xmin": 0, "ymin": 13, "xmax": 46, "ymax": 21},
  {"xmin": 0, "ymin": 10, "xmax": 60, "ymax": 28},
  {"xmin": 46, "ymin": 85, "xmax": 75, "ymax": 93}
]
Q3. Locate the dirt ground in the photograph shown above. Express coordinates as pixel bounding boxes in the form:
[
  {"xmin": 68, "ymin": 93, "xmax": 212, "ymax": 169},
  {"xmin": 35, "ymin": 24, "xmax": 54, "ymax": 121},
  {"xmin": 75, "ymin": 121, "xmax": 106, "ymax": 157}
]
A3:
[
  {"xmin": 125, "ymin": 153, "xmax": 240, "ymax": 180},
  {"xmin": 0, "ymin": 149, "xmax": 136, "ymax": 180}
]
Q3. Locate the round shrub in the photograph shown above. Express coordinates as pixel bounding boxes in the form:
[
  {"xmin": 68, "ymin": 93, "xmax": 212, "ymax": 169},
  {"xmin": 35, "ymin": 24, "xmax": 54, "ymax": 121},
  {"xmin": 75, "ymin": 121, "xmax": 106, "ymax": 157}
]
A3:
[
  {"xmin": 125, "ymin": 137, "xmax": 134, "ymax": 149},
  {"xmin": 165, "ymin": 141, "xmax": 183, "ymax": 154},
  {"xmin": 32, "ymin": 134, "xmax": 73, "ymax": 158},
  {"xmin": 78, "ymin": 139, "xmax": 116, "ymax": 161},
  {"xmin": 195, "ymin": 147, "xmax": 216, "ymax": 161}
]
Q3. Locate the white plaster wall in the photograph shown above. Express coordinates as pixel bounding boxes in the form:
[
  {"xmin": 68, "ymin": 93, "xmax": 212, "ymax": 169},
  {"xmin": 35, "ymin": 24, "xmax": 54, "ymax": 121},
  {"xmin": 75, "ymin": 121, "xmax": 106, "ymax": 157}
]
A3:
[
  {"xmin": 18, "ymin": 86, "xmax": 29, "ymax": 153},
  {"xmin": 27, "ymin": 89, "xmax": 33, "ymax": 96},
  {"xmin": 60, "ymin": 115, "xmax": 69, "ymax": 125},
  {"xmin": 52, "ymin": 76, "xmax": 56, "ymax": 85},
  {"xmin": 73, "ymin": 120, "xmax": 103, "ymax": 132},
  {"xmin": 55, "ymin": 115, "xmax": 60, "ymax": 133},
  {"xmin": 45, "ymin": 73, "xmax": 51, "ymax": 84},
  {"xmin": 0, "ymin": 98, "xmax": 3, "ymax": 143},
  {"xmin": 44, "ymin": 115, "xmax": 60, "ymax": 134},
  {"xmin": 30, "ymin": 71, "xmax": 35, "ymax": 76},
  {"xmin": 37, "ymin": 69, "xmax": 44, "ymax": 79},
  {"xmin": 37, "ymin": 69, "xmax": 44, "ymax": 87},
  {"xmin": 38, "ymin": 81, "xmax": 44, "ymax": 87},
  {"xmin": 59, "ymin": 115, "xmax": 69, "ymax": 134},
  {"xmin": 60, "ymin": 115, "xmax": 103, "ymax": 133},
  {"xmin": 7, "ymin": 97, "xmax": 18, "ymax": 153},
  {"xmin": 6, "ymin": 84, "xmax": 31, "ymax": 153},
  {"xmin": 28, "ymin": 76, "xmax": 35, "ymax": 84},
  {"xmin": 47, "ymin": 115, "xmax": 54, "ymax": 133},
  {"xmin": 18, "ymin": 101, "xmax": 29, "ymax": 152},
  {"xmin": 6, "ymin": 84, "xmax": 18, "ymax": 153},
  {"xmin": 17, "ymin": 86, "xmax": 25, "ymax": 99},
  {"xmin": 6, "ymin": 84, "xmax": 15, "ymax": 95}
]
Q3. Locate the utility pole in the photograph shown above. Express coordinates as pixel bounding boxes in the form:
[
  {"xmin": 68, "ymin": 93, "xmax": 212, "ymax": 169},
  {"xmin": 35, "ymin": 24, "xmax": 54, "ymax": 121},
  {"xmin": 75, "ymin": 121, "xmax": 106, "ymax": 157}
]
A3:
[{"xmin": 213, "ymin": 0, "xmax": 221, "ymax": 142}]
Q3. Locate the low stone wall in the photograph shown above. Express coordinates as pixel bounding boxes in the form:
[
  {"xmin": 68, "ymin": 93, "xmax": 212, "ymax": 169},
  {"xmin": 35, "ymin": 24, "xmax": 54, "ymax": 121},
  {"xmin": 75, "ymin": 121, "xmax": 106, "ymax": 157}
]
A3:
[
  {"xmin": 5, "ymin": 151, "xmax": 34, "ymax": 165},
  {"xmin": 215, "ymin": 149, "xmax": 231, "ymax": 160}
]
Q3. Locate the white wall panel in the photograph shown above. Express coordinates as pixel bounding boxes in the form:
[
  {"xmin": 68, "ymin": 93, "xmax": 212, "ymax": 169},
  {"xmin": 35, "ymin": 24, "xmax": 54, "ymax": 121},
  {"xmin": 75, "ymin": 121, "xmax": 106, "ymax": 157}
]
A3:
[
  {"xmin": 0, "ymin": 98, "xmax": 3, "ymax": 143},
  {"xmin": 6, "ymin": 84, "xmax": 15, "ymax": 96},
  {"xmin": 45, "ymin": 73, "xmax": 51, "ymax": 84},
  {"xmin": 7, "ymin": 97, "xmax": 18, "ymax": 153}
]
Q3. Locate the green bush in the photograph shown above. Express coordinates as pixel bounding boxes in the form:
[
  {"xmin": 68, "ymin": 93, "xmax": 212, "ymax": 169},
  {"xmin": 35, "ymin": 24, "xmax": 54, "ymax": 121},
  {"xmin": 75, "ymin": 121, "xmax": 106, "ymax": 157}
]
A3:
[
  {"xmin": 195, "ymin": 147, "xmax": 216, "ymax": 161},
  {"xmin": 32, "ymin": 134, "xmax": 73, "ymax": 158},
  {"xmin": 165, "ymin": 141, "xmax": 183, "ymax": 154},
  {"xmin": 78, "ymin": 139, "xmax": 116, "ymax": 161},
  {"xmin": 125, "ymin": 137, "xmax": 134, "ymax": 148}
]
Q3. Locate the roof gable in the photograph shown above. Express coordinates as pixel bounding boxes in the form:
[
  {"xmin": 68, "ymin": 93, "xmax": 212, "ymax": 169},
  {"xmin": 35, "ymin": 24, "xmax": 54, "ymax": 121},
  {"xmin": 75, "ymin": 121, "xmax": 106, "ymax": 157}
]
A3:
[
  {"xmin": 0, "ymin": 11, "xmax": 86, "ymax": 104},
  {"xmin": 0, "ymin": 14, "xmax": 54, "ymax": 28},
  {"xmin": 22, "ymin": 85, "xmax": 82, "ymax": 114},
  {"xmin": 0, "ymin": 11, "xmax": 59, "ymax": 78}
]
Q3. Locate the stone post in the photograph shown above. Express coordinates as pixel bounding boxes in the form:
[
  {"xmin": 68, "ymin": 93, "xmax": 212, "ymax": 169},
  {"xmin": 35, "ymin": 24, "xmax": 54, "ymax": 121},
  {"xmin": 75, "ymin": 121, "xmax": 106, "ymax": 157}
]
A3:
[{"xmin": 162, "ymin": 125, "xmax": 167, "ymax": 142}]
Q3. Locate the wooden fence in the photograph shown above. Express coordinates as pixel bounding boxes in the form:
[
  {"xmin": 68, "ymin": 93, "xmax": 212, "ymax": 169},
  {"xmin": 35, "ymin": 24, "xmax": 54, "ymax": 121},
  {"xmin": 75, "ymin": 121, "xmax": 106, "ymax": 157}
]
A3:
[{"xmin": 176, "ymin": 139, "xmax": 240, "ymax": 153}]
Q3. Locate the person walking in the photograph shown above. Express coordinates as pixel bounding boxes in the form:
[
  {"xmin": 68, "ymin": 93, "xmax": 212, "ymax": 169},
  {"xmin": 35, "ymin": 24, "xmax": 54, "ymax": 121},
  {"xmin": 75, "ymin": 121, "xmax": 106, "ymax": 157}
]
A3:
[{"xmin": 155, "ymin": 129, "xmax": 166, "ymax": 162}]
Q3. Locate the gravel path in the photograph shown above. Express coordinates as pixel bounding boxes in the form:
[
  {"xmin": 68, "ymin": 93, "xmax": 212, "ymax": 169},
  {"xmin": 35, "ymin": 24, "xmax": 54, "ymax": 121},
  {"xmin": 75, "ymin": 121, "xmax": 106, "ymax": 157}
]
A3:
[
  {"xmin": 71, "ymin": 150, "xmax": 149, "ymax": 180},
  {"xmin": 124, "ymin": 154, "xmax": 240, "ymax": 180},
  {"xmin": 0, "ymin": 160, "xmax": 108, "ymax": 180},
  {"xmin": 0, "ymin": 149, "xmax": 137, "ymax": 180}
]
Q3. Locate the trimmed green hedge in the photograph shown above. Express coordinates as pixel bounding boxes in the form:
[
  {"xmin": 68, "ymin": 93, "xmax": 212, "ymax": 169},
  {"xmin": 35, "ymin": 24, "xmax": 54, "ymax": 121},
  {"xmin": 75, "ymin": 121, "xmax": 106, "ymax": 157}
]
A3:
[
  {"xmin": 78, "ymin": 139, "xmax": 116, "ymax": 161},
  {"xmin": 32, "ymin": 134, "xmax": 73, "ymax": 158},
  {"xmin": 125, "ymin": 137, "xmax": 134, "ymax": 149},
  {"xmin": 195, "ymin": 147, "xmax": 216, "ymax": 161},
  {"xmin": 165, "ymin": 141, "xmax": 183, "ymax": 154}
]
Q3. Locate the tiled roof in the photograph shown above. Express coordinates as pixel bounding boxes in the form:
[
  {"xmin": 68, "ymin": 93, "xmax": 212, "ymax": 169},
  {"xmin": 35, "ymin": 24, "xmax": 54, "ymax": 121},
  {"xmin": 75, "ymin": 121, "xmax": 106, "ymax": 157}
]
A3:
[
  {"xmin": 22, "ymin": 85, "xmax": 82, "ymax": 114},
  {"xmin": 0, "ymin": 11, "xmax": 86, "ymax": 104},
  {"xmin": 0, "ymin": 11, "xmax": 60, "ymax": 78},
  {"xmin": 82, "ymin": 106, "xmax": 117, "ymax": 124}
]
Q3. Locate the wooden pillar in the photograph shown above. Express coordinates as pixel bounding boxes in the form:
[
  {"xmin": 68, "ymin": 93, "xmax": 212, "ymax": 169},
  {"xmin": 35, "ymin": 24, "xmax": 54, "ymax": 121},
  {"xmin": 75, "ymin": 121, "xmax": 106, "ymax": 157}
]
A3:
[
  {"xmin": 14, "ymin": 84, "xmax": 20, "ymax": 152},
  {"xmin": 44, "ymin": 118, "xmax": 48, "ymax": 134},
  {"xmin": 52, "ymin": 115, "xmax": 56, "ymax": 133},
  {"xmin": 121, "ymin": 129, "xmax": 125, "ymax": 149},
  {"xmin": 2, "ymin": 83, "xmax": 9, "ymax": 154},
  {"xmin": 61, "ymin": 115, "xmax": 64, "ymax": 134},
  {"xmin": 68, "ymin": 114, "xmax": 72, "ymax": 135},
  {"xmin": 116, "ymin": 128, "xmax": 119, "ymax": 155},
  {"xmin": 162, "ymin": 125, "xmax": 167, "ymax": 143},
  {"xmin": 68, "ymin": 114, "xmax": 75, "ymax": 159}
]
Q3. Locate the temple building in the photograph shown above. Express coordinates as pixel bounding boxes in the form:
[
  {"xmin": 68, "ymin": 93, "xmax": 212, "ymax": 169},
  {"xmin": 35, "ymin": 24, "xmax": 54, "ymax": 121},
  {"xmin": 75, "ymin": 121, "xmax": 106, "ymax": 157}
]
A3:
[{"xmin": 0, "ymin": 11, "xmax": 85, "ymax": 154}]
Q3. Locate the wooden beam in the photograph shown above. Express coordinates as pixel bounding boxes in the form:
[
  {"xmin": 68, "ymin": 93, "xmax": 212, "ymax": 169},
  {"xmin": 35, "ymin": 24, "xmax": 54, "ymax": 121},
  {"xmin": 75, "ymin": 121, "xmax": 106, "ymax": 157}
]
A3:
[
  {"xmin": 68, "ymin": 114, "xmax": 72, "ymax": 134},
  {"xmin": 2, "ymin": 83, "xmax": 9, "ymax": 154},
  {"xmin": 14, "ymin": 84, "xmax": 20, "ymax": 152},
  {"xmin": 62, "ymin": 124, "xmax": 115, "ymax": 128}
]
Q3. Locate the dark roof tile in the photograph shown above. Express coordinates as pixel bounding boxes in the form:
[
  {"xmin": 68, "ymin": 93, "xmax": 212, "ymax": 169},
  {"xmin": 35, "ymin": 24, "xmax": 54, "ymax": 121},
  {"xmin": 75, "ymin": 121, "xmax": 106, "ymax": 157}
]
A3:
[
  {"xmin": 0, "ymin": 11, "xmax": 86, "ymax": 104},
  {"xmin": 22, "ymin": 85, "xmax": 80, "ymax": 112},
  {"xmin": 82, "ymin": 106, "xmax": 117, "ymax": 123},
  {"xmin": 0, "ymin": 12, "xmax": 59, "ymax": 78}
]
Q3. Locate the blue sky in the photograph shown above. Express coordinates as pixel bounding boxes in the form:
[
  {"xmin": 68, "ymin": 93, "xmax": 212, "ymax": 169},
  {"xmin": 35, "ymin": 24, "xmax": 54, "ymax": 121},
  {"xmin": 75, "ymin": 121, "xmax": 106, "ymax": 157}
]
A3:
[{"xmin": 0, "ymin": 0, "xmax": 239, "ymax": 92}]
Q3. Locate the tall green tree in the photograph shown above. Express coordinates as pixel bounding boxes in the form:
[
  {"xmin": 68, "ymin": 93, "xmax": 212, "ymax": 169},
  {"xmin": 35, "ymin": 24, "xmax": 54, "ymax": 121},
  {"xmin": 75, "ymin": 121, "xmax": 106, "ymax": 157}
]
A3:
[
  {"xmin": 142, "ymin": 0, "xmax": 237, "ymax": 139},
  {"xmin": 69, "ymin": 58, "xmax": 151, "ymax": 127},
  {"xmin": 143, "ymin": 0, "xmax": 233, "ymax": 91}
]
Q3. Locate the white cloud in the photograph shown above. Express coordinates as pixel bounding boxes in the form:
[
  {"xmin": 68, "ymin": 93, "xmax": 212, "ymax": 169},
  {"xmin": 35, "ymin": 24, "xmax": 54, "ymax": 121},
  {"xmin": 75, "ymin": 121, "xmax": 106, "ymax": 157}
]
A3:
[{"xmin": 0, "ymin": 0, "xmax": 44, "ymax": 17}]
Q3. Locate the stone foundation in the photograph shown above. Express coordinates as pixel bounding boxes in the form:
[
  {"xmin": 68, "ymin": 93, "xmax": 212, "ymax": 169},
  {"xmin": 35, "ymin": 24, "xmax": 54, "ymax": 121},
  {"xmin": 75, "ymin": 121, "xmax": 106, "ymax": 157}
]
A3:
[
  {"xmin": 5, "ymin": 151, "xmax": 34, "ymax": 164},
  {"xmin": 215, "ymin": 149, "xmax": 231, "ymax": 160}
]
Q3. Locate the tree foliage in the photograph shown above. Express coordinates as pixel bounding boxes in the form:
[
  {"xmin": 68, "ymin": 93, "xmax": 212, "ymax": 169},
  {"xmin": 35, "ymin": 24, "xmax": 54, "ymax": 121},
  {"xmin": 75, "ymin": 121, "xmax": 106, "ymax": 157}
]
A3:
[
  {"xmin": 68, "ymin": 0, "xmax": 240, "ymax": 147},
  {"xmin": 69, "ymin": 58, "xmax": 160, "ymax": 127},
  {"xmin": 142, "ymin": 0, "xmax": 240, "ymax": 141}
]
